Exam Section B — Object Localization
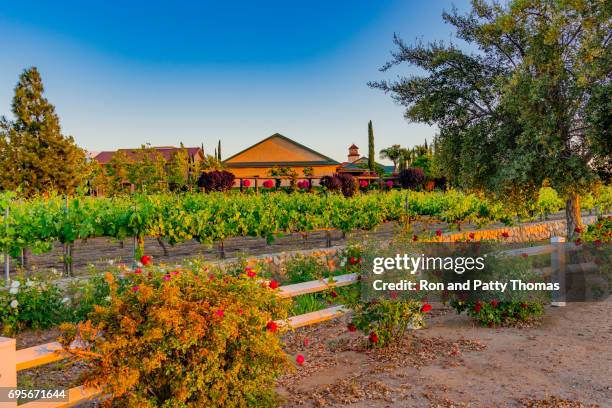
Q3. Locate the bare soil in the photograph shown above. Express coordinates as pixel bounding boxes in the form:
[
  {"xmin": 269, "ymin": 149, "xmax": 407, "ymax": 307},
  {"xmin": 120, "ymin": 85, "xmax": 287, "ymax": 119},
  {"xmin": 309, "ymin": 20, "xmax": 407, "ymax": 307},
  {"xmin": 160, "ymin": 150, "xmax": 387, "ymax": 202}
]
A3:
[
  {"xmin": 15, "ymin": 301, "xmax": 610, "ymax": 407},
  {"xmin": 277, "ymin": 301, "xmax": 611, "ymax": 407}
]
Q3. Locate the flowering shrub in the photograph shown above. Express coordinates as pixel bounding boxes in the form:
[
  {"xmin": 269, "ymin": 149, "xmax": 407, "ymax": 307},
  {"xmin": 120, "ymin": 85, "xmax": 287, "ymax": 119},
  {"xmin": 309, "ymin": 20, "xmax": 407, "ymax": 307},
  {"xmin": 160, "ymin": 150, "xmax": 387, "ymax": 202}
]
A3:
[
  {"xmin": 398, "ymin": 168, "xmax": 426, "ymax": 190},
  {"xmin": 348, "ymin": 298, "xmax": 426, "ymax": 348},
  {"xmin": 581, "ymin": 216, "xmax": 611, "ymax": 243},
  {"xmin": 197, "ymin": 170, "xmax": 236, "ymax": 192},
  {"xmin": 450, "ymin": 299, "xmax": 544, "ymax": 327},
  {"xmin": 60, "ymin": 262, "xmax": 291, "ymax": 407},
  {"xmin": 243, "ymin": 179, "xmax": 251, "ymax": 187},
  {"xmin": 263, "ymin": 179, "xmax": 274, "ymax": 189},
  {"xmin": 0, "ymin": 278, "xmax": 67, "ymax": 335}
]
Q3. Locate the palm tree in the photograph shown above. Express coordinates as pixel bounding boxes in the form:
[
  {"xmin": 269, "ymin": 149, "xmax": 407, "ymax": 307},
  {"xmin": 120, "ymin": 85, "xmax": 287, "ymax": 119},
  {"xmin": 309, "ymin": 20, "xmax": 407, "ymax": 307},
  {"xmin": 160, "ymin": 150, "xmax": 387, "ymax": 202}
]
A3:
[
  {"xmin": 398, "ymin": 148, "xmax": 413, "ymax": 171},
  {"xmin": 379, "ymin": 144, "xmax": 402, "ymax": 172}
]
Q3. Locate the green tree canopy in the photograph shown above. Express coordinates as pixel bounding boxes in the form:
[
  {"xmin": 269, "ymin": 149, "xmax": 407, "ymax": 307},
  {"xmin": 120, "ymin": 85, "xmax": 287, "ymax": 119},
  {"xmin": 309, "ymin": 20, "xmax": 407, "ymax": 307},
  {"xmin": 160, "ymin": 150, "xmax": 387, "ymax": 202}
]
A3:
[
  {"xmin": 370, "ymin": 0, "xmax": 611, "ymax": 237},
  {"xmin": 0, "ymin": 67, "xmax": 86, "ymax": 196}
]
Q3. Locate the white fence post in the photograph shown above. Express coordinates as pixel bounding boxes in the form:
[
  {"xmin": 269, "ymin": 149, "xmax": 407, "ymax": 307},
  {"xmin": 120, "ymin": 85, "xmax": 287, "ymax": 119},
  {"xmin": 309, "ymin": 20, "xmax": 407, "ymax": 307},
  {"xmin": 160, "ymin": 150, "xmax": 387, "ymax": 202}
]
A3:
[
  {"xmin": 0, "ymin": 337, "xmax": 17, "ymax": 408},
  {"xmin": 550, "ymin": 236, "xmax": 566, "ymax": 307}
]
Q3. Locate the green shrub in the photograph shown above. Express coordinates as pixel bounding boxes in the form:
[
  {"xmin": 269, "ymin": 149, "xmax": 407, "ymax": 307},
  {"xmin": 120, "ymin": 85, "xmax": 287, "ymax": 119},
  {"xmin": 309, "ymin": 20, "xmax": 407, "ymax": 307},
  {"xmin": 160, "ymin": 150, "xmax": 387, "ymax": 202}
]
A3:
[
  {"xmin": 348, "ymin": 298, "xmax": 427, "ymax": 348},
  {"xmin": 536, "ymin": 187, "xmax": 563, "ymax": 219},
  {"xmin": 451, "ymin": 299, "xmax": 544, "ymax": 327},
  {"xmin": 283, "ymin": 253, "xmax": 329, "ymax": 283},
  {"xmin": 0, "ymin": 277, "xmax": 67, "ymax": 335},
  {"xmin": 60, "ymin": 262, "xmax": 291, "ymax": 407}
]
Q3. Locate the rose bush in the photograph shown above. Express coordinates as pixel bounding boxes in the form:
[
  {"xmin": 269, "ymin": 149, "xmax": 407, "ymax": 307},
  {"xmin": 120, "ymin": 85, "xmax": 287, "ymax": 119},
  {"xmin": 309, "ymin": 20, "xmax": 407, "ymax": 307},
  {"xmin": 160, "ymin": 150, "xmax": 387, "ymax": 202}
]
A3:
[
  {"xmin": 60, "ymin": 261, "xmax": 291, "ymax": 407},
  {"xmin": 451, "ymin": 299, "xmax": 544, "ymax": 327}
]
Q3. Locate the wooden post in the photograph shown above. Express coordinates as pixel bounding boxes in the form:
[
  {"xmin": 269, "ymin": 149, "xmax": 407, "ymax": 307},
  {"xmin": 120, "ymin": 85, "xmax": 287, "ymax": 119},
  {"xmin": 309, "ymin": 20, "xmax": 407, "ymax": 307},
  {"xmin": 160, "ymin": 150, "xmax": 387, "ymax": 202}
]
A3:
[
  {"xmin": 0, "ymin": 336, "xmax": 17, "ymax": 408},
  {"xmin": 551, "ymin": 236, "xmax": 566, "ymax": 307},
  {"xmin": 219, "ymin": 240, "xmax": 225, "ymax": 259},
  {"xmin": 308, "ymin": 178, "xmax": 313, "ymax": 191},
  {"xmin": 239, "ymin": 178, "xmax": 243, "ymax": 192},
  {"xmin": 254, "ymin": 178, "xmax": 259, "ymax": 193},
  {"xmin": 3, "ymin": 206, "xmax": 9, "ymax": 286}
]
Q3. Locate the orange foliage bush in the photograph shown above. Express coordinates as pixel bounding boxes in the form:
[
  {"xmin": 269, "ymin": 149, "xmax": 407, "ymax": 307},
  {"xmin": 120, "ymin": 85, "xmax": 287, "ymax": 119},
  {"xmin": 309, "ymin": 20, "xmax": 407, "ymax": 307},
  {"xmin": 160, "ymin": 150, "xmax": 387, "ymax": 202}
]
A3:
[{"xmin": 60, "ymin": 263, "xmax": 291, "ymax": 407}]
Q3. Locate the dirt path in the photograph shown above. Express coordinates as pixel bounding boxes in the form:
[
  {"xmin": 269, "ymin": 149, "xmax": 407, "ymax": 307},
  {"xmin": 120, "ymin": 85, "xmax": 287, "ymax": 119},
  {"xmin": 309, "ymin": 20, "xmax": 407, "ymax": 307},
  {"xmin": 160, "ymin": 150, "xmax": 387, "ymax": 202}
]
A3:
[{"xmin": 278, "ymin": 301, "xmax": 611, "ymax": 407}]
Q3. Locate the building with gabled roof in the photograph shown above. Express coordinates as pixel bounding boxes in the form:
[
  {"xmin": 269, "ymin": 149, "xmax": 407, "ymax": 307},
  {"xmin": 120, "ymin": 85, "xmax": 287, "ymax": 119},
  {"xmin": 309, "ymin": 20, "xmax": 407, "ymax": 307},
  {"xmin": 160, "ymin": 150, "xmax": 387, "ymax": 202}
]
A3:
[
  {"xmin": 93, "ymin": 146, "xmax": 204, "ymax": 165},
  {"xmin": 223, "ymin": 133, "xmax": 339, "ymax": 179}
]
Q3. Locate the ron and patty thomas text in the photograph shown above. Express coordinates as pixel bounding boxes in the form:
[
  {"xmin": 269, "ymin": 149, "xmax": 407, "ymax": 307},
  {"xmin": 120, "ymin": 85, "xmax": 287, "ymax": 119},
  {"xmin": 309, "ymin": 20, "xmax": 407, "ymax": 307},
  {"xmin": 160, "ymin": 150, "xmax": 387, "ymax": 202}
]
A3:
[{"xmin": 370, "ymin": 255, "xmax": 560, "ymax": 292}]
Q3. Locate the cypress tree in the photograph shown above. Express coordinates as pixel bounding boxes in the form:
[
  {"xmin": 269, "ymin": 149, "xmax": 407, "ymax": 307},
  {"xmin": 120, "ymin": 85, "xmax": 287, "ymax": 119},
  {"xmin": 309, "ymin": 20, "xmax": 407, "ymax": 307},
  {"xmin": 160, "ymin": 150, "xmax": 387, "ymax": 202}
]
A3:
[
  {"xmin": 367, "ymin": 120, "xmax": 375, "ymax": 171},
  {"xmin": 0, "ymin": 67, "xmax": 86, "ymax": 196},
  {"xmin": 217, "ymin": 140, "xmax": 222, "ymax": 161}
]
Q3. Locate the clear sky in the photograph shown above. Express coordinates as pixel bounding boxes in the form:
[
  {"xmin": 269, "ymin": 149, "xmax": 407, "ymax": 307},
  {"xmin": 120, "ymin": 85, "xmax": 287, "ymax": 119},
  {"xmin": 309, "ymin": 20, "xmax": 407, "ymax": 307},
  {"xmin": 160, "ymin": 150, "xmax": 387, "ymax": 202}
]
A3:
[{"xmin": 0, "ymin": 0, "xmax": 471, "ymax": 163}]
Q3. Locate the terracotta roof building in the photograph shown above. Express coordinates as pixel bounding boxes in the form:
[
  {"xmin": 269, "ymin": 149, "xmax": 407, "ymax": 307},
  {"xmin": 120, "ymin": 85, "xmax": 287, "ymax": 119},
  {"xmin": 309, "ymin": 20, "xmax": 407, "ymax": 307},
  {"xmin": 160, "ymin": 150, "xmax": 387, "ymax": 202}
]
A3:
[
  {"xmin": 223, "ymin": 133, "xmax": 339, "ymax": 181},
  {"xmin": 93, "ymin": 146, "xmax": 204, "ymax": 165}
]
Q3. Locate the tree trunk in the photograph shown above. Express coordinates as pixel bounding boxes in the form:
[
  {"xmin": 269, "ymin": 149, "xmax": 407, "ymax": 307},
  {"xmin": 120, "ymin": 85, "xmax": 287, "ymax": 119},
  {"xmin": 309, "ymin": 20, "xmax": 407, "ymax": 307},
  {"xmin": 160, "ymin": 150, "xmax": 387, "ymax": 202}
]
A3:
[{"xmin": 565, "ymin": 192, "xmax": 584, "ymax": 241}]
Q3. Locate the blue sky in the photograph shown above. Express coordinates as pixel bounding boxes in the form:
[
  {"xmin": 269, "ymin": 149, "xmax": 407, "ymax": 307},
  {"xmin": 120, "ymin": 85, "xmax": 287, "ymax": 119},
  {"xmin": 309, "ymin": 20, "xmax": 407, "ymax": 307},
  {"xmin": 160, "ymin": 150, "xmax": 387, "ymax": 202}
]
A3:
[{"xmin": 0, "ymin": 0, "xmax": 470, "ymax": 163}]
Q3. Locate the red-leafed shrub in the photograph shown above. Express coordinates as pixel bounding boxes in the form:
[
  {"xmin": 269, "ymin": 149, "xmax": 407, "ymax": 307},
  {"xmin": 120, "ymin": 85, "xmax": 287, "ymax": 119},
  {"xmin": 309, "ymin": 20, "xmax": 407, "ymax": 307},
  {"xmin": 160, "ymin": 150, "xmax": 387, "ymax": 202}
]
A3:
[
  {"xmin": 398, "ymin": 168, "xmax": 426, "ymax": 190},
  {"xmin": 336, "ymin": 173, "xmax": 358, "ymax": 197},
  {"xmin": 197, "ymin": 170, "xmax": 236, "ymax": 192}
]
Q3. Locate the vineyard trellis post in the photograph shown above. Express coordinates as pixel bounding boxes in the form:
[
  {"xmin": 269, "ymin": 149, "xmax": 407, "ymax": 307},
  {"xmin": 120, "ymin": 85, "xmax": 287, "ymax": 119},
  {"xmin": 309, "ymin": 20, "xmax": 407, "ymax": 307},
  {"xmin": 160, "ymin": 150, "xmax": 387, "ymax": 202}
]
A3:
[{"xmin": 3, "ymin": 205, "xmax": 9, "ymax": 286}]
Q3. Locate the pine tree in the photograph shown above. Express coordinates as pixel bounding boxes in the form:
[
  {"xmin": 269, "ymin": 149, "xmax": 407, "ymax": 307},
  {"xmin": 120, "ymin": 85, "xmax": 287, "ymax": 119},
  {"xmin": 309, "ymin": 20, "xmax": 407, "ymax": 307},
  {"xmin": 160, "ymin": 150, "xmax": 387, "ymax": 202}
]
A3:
[
  {"xmin": 0, "ymin": 67, "xmax": 86, "ymax": 196},
  {"xmin": 367, "ymin": 120, "xmax": 375, "ymax": 172}
]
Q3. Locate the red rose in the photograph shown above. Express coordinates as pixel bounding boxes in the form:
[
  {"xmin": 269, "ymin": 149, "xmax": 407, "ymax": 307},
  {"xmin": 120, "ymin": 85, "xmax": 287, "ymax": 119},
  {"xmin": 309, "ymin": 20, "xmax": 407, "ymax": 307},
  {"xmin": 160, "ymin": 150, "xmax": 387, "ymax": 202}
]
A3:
[
  {"xmin": 134, "ymin": 268, "xmax": 142, "ymax": 275},
  {"xmin": 386, "ymin": 180, "xmax": 394, "ymax": 189},
  {"xmin": 347, "ymin": 322, "xmax": 357, "ymax": 332},
  {"xmin": 359, "ymin": 180, "xmax": 369, "ymax": 188},
  {"xmin": 296, "ymin": 354, "xmax": 305, "ymax": 365},
  {"xmin": 330, "ymin": 290, "xmax": 338, "ymax": 298},
  {"xmin": 263, "ymin": 180, "xmax": 274, "ymax": 188},
  {"xmin": 266, "ymin": 321, "xmax": 278, "ymax": 332},
  {"xmin": 303, "ymin": 338, "xmax": 310, "ymax": 346},
  {"xmin": 349, "ymin": 257, "xmax": 359, "ymax": 265},
  {"xmin": 474, "ymin": 302, "xmax": 482, "ymax": 313},
  {"xmin": 140, "ymin": 255, "xmax": 152, "ymax": 266},
  {"xmin": 390, "ymin": 291, "xmax": 398, "ymax": 300},
  {"xmin": 436, "ymin": 229, "xmax": 442, "ymax": 237},
  {"xmin": 468, "ymin": 232, "xmax": 475, "ymax": 240},
  {"xmin": 269, "ymin": 280, "xmax": 280, "ymax": 289},
  {"xmin": 243, "ymin": 179, "xmax": 251, "ymax": 187},
  {"xmin": 574, "ymin": 226, "xmax": 583, "ymax": 234},
  {"xmin": 245, "ymin": 267, "xmax": 256, "ymax": 278},
  {"xmin": 490, "ymin": 299, "xmax": 499, "ymax": 309},
  {"xmin": 501, "ymin": 232, "xmax": 509, "ymax": 238},
  {"xmin": 369, "ymin": 331, "xmax": 379, "ymax": 344},
  {"xmin": 420, "ymin": 303, "xmax": 432, "ymax": 313},
  {"xmin": 216, "ymin": 309, "xmax": 224, "ymax": 318},
  {"xmin": 131, "ymin": 285, "xmax": 140, "ymax": 292}
]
